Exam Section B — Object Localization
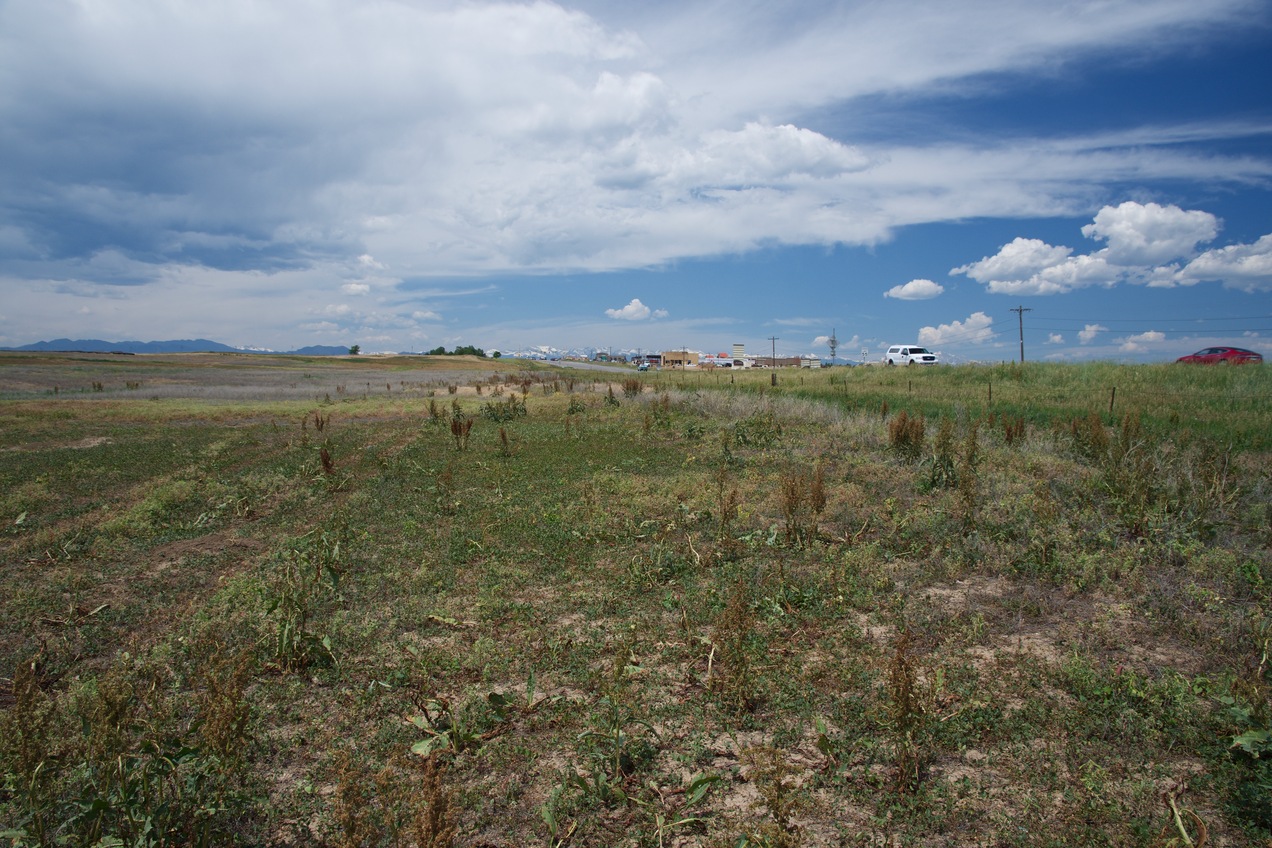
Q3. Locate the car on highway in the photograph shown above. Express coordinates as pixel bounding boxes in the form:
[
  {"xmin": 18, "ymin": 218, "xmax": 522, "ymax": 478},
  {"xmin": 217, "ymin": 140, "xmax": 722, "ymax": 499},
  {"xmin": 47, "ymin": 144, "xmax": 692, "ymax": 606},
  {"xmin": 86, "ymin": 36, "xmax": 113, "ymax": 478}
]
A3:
[{"xmin": 1175, "ymin": 346, "xmax": 1263, "ymax": 365}]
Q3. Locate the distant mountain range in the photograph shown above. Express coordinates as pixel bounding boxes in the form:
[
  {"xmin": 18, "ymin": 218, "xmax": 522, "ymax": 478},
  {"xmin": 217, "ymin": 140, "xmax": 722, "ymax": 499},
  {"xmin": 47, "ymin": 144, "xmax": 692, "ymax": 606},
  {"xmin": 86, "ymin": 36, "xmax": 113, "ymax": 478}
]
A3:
[{"xmin": 3, "ymin": 338, "xmax": 351, "ymax": 356}]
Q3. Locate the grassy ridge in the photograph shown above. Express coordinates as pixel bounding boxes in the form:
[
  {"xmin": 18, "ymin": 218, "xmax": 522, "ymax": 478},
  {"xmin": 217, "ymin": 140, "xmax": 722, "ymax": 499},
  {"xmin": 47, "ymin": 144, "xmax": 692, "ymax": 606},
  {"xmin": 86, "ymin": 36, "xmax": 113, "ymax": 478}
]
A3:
[
  {"xmin": 0, "ymin": 359, "xmax": 1269, "ymax": 846},
  {"xmin": 646, "ymin": 361, "xmax": 1272, "ymax": 449}
]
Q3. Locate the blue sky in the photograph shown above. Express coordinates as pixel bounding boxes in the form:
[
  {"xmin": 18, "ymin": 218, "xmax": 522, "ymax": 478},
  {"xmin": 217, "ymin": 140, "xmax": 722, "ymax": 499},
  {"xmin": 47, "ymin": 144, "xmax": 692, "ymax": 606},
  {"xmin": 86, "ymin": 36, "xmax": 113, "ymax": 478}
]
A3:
[{"xmin": 1, "ymin": 0, "xmax": 1270, "ymax": 361}]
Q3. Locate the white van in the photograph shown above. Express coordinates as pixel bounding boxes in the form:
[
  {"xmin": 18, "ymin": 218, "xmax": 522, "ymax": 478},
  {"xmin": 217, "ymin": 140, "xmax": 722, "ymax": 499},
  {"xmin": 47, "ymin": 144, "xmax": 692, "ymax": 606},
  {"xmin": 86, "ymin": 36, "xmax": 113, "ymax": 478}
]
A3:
[{"xmin": 883, "ymin": 345, "xmax": 939, "ymax": 365}]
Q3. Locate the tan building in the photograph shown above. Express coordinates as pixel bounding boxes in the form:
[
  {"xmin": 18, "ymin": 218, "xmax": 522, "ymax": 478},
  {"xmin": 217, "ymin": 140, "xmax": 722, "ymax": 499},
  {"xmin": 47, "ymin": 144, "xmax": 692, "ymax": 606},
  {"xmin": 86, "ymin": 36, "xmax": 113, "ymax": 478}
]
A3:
[{"xmin": 661, "ymin": 350, "xmax": 700, "ymax": 368}]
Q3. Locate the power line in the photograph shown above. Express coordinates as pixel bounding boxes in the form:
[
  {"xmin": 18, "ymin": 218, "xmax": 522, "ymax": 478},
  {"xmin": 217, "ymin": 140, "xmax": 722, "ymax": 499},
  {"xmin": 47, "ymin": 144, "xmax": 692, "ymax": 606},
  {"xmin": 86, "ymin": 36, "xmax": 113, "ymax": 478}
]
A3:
[
  {"xmin": 1033, "ymin": 326, "xmax": 1272, "ymax": 334},
  {"xmin": 1043, "ymin": 314, "xmax": 1271, "ymax": 324}
]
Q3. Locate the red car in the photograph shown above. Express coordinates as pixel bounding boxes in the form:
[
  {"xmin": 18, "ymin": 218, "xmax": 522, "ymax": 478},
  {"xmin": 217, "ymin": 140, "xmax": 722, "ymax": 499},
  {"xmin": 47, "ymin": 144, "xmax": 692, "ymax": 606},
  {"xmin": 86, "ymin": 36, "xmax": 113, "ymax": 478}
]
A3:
[{"xmin": 1175, "ymin": 346, "xmax": 1263, "ymax": 364}]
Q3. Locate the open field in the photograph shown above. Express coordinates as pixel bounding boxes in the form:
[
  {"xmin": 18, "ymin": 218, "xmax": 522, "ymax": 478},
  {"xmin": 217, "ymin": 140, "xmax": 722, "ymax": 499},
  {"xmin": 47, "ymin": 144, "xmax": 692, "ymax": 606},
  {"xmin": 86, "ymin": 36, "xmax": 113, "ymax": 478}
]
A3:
[{"xmin": 1, "ymin": 353, "xmax": 1269, "ymax": 846}]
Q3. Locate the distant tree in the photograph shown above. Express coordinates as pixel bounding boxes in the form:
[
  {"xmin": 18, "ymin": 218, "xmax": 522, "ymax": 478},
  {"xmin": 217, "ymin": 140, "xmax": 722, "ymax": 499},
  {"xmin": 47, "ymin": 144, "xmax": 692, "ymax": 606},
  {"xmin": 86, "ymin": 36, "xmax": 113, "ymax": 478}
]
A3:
[
  {"xmin": 349, "ymin": 344, "xmax": 361, "ymax": 355},
  {"xmin": 423, "ymin": 344, "xmax": 487, "ymax": 357},
  {"xmin": 492, "ymin": 351, "xmax": 501, "ymax": 359}
]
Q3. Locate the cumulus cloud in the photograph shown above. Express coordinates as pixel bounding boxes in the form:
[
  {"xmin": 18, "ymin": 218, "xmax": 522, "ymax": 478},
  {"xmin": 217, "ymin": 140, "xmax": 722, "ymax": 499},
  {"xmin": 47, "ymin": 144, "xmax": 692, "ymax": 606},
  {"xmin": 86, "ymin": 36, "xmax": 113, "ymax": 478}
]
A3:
[
  {"xmin": 813, "ymin": 332, "xmax": 860, "ymax": 348},
  {"xmin": 1047, "ymin": 333, "xmax": 1064, "ymax": 344},
  {"xmin": 1119, "ymin": 330, "xmax": 1166, "ymax": 352},
  {"xmin": 1, "ymin": 1, "xmax": 1269, "ymax": 349},
  {"xmin": 952, "ymin": 236, "xmax": 1120, "ymax": 295},
  {"xmin": 954, "ymin": 238, "xmax": 1072, "ymax": 282},
  {"xmin": 1081, "ymin": 201, "xmax": 1219, "ymax": 265},
  {"xmin": 686, "ymin": 123, "xmax": 871, "ymax": 185},
  {"xmin": 885, "ymin": 279, "xmax": 944, "ymax": 300},
  {"xmin": 918, "ymin": 311, "xmax": 994, "ymax": 347},
  {"xmin": 1078, "ymin": 323, "xmax": 1107, "ymax": 344},
  {"xmin": 1179, "ymin": 233, "xmax": 1272, "ymax": 292},
  {"xmin": 605, "ymin": 298, "xmax": 667, "ymax": 320},
  {"xmin": 951, "ymin": 201, "xmax": 1262, "ymax": 295}
]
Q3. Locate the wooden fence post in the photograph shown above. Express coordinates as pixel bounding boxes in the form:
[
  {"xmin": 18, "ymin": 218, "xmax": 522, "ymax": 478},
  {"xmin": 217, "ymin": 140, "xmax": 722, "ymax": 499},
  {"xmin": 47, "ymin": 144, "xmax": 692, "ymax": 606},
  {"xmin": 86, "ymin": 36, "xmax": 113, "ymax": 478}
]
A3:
[{"xmin": 1109, "ymin": 387, "xmax": 1116, "ymax": 416}]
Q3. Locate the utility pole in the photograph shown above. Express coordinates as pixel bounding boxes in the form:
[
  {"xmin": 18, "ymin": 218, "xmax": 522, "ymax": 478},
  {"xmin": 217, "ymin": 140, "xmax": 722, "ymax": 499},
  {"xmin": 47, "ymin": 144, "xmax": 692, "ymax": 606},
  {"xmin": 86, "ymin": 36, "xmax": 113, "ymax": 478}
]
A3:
[
  {"xmin": 768, "ymin": 336, "xmax": 779, "ymax": 386},
  {"xmin": 1010, "ymin": 305, "xmax": 1032, "ymax": 363}
]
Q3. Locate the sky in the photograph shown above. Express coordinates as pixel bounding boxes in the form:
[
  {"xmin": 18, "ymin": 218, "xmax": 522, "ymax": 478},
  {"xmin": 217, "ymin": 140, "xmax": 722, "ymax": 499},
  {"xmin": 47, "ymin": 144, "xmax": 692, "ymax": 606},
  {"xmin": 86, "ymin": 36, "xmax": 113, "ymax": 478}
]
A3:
[{"xmin": 2, "ymin": 0, "xmax": 1271, "ymax": 362}]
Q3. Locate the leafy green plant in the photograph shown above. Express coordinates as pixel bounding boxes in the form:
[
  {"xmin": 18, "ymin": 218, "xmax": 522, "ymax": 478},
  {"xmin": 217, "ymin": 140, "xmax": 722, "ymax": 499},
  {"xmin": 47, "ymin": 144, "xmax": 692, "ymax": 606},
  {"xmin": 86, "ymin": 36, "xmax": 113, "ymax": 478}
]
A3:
[
  {"xmin": 32, "ymin": 660, "xmax": 255, "ymax": 848},
  {"xmin": 732, "ymin": 412, "xmax": 781, "ymax": 448},
  {"xmin": 407, "ymin": 697, "xmax": 486, "ymax": 757},
  {"xmin": 481, "ymin": 394, "xmax": 526, "ymax": 423},
  {"xmin": 640, "ymin": 771, "xmax": 720, "ymax": 847},
  {"xmin": 262, "ymin": 530, "xmax": 342, "ymax": 671},
  {"xmin": 576, "ymin": 693, "xmax": 658, "ymax": 785}
]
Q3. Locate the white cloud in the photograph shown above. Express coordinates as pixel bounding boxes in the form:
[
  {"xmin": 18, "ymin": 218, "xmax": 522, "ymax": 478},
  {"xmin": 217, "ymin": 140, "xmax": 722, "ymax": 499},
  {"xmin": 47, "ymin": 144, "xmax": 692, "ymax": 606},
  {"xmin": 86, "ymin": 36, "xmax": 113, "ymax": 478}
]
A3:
[
  {"xmin": 952, "ymin": 238, "xmax": 1093, "ymax": 294},
  {"xmin": 1078, "ymin": 323, "xmax": 1107, "ymax": 344},
  {"xmin": 1047, "ymin": 333, "xmax": 1063, "ymax": 344},
  {"xmin": 1, "ymin": 1, "xmax": 1268, "ymax": 350},
  {"xmin": 813, "ymin": 332, "xmax": 862, "ymax": 350},
  {"xmin": 605, "ymin": 298, "xmax": 665, "ymax": 320},
  {"xmin": 773, "ymin": 317, "xmax": 826, "ymax": 327},
  {"xmin": 1119, "ymin": 330, "xmax": 1166, "ymax": 352},
  {"xmin": 685, "ymin": 123, "xmax": 871, "ymax": 185},
  {"xmin": 4, "ymin": 3, "xmax": 1266, "ymax": 288},
  {"xmin": 885, "ymin": 279, "xmax": 944, "ymax": 300},
  {"xmin": 1081, "ymin": 201, "xmax": 1219, "ymax": 265},
  {"xmin": 412, "ymin": 310, "xmax": 442, "ymax": 322},
  {"xmin": 1179, "ymin": 233, "xmax": 1272, "ymax": 292},
  {"xmin": 953, "ymin": 238, "xmax": 1072, "ymax": 282},
  {"xmin": 952, "ymin": 202, "xmax": 1234, "ymax": 295},
  {"xmin": 918, "ymin": 311, "xmax": 994, "ymax": 346}
]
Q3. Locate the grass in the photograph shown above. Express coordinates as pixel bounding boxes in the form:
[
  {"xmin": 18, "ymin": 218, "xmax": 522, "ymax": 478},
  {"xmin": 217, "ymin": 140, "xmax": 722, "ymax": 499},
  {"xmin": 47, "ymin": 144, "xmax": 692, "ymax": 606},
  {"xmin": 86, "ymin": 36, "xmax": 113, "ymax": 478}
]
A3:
[{"xmin": 0, "ymin": 354, "xmax": 1269, "ymax": 846}]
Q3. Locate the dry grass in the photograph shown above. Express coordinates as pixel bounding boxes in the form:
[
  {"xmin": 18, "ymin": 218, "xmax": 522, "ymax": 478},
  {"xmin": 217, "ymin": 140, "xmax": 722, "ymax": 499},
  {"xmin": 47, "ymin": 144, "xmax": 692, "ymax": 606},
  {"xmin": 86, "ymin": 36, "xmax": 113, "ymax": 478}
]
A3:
[{"xmin": 1, "ymin": 357, "xmax": 1269, "ymax": 846}]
